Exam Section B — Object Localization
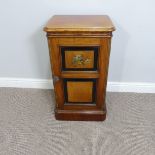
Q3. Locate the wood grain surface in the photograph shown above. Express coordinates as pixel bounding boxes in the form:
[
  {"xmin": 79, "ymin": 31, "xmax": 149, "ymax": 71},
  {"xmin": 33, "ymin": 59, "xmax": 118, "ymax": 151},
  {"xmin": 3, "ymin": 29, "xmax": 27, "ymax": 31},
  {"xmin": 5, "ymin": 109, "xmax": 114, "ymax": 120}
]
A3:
[
  {"xmin": 67, "ymin": 81, "xmax": 93, "ymax": 102},
  {"xmin": 44, "ymin": 15, "xmax": 115, "ymax": 32}
]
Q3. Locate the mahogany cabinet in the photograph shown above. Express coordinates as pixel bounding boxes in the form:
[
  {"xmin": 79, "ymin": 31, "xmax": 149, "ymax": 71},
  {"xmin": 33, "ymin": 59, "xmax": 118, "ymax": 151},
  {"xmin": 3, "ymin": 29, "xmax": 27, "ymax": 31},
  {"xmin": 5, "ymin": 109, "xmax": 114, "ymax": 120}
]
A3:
[{"xmin": 44, "ymin": 15, "xmax": 115, "ymax": 121}]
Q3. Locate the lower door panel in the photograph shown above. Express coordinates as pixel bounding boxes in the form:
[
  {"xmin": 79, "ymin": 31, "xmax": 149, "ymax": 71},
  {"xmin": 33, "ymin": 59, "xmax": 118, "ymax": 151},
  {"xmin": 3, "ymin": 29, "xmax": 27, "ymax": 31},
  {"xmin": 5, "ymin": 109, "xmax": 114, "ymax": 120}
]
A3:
[{"xmin": 64, "ymin": 79, "xmax": 96, "ymax": 104}]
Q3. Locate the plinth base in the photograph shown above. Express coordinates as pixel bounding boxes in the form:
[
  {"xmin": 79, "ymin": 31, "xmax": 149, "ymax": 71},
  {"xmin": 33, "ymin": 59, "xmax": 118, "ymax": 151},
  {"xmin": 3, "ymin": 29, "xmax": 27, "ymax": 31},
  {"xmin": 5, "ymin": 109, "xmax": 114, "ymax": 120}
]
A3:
[{"xmin": 55, "ymin": 109, "xmax": 106, "ymax": 121}]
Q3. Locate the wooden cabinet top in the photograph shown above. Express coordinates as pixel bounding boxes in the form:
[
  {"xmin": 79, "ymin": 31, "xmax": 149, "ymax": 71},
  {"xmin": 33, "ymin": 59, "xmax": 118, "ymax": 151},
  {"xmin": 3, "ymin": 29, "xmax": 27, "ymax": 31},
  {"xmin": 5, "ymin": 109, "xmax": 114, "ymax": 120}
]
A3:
[{"xmin": 44, "ymin": 15, "xmax": 115, "ymax": 32}]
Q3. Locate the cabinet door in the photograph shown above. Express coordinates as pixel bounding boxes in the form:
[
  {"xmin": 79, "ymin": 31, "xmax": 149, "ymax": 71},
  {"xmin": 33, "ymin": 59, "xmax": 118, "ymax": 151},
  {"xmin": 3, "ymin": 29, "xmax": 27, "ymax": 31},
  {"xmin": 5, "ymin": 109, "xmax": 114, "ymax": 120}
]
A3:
[{"xmin": 48, "ymin": 37, "xmax": 111, "ymax": 110}]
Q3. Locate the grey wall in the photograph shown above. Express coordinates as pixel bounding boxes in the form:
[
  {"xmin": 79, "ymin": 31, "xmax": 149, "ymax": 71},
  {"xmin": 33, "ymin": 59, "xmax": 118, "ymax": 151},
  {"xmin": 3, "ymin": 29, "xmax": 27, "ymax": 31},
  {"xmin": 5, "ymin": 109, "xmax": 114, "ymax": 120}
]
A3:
[{"xmin": 0, "ymin": 0, "xmax": 155, "ymax": 83}]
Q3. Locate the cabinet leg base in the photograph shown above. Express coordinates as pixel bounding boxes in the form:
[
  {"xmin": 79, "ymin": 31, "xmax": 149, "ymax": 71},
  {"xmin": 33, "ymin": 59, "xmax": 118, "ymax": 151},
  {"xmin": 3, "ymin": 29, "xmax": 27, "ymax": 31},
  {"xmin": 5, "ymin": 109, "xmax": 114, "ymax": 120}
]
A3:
[{"xmin": 55, "ymin": 109, "xmax": 106, "ymax": 121}]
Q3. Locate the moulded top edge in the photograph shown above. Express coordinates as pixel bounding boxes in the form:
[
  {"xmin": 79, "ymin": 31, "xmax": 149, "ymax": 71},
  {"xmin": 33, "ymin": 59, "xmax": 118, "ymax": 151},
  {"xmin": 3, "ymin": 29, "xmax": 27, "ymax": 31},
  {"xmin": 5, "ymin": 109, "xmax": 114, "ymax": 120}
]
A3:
[{"xmin": 44, "ymin": 15, "xmax": 115, "ymax": 33}]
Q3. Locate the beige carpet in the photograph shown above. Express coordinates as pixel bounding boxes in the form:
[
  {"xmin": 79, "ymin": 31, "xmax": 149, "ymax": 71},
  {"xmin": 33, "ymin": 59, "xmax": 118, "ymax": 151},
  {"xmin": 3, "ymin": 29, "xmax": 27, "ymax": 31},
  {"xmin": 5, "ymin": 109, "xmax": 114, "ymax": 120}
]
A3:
[{"xmin": 0, "ymin": 88, "xmax": 155, "ymax": 155}]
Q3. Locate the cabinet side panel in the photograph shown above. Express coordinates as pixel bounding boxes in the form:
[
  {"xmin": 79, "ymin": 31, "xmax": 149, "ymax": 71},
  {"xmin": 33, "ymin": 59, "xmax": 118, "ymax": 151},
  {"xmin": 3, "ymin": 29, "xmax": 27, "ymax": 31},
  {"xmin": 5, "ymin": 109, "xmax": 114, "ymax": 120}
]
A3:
[
  {"xmin": 96, "ymin": 37, "xmax": 112, "ymax": 109},
  {"xmin": 47, "ymin": 37, "xmax": 65, "ymax": 109}
]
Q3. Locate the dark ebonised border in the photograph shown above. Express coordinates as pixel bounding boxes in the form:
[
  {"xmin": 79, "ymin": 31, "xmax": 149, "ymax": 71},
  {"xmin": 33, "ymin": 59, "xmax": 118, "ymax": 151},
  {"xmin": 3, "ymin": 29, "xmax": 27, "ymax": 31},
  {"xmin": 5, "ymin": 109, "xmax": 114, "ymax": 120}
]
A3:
[
  {"xmin": 61, "ymin": 46, "xmax": 99, "ymax": 71},
  {"xmin": 64, "ymin": 78, "xmax": 96, "ymax": 104}
]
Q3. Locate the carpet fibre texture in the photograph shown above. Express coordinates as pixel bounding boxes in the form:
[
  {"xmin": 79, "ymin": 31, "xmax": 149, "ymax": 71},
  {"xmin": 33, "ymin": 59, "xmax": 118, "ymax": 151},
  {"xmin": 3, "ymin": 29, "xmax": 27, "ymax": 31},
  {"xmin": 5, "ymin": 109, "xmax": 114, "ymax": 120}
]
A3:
[{"xmin": 0, "ymin": 88, "xmax": 155, "ymax": 155}]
